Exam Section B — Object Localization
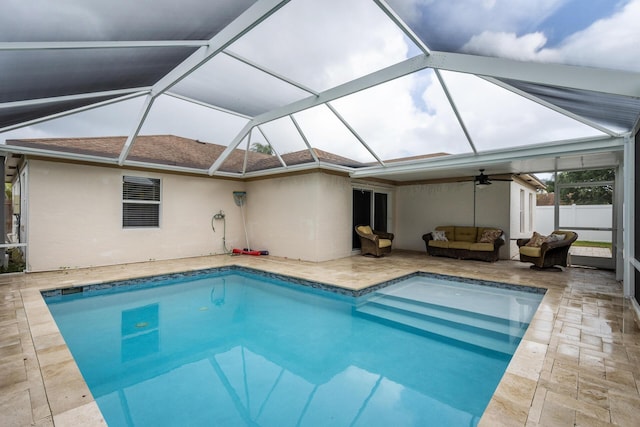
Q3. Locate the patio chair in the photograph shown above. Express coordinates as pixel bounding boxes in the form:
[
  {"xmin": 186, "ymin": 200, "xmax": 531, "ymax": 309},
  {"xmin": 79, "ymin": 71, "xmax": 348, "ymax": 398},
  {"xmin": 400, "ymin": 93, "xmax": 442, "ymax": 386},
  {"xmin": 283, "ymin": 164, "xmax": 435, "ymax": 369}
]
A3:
[
  {"xmin": 355, "ymin": 225, "xmax": 394, "ymax": 257},
  {"xmin": 517, "ymin": 230, "xmax": 578, "ymax": 271}
]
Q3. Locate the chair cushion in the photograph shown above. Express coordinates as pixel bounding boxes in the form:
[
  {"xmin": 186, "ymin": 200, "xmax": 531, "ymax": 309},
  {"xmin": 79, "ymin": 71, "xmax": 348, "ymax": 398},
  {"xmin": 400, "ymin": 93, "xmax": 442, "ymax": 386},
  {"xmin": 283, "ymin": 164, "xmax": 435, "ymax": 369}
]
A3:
[
  {"xmin": 469, "ymin": 242, "xmax": 495, "ymax": 252},
  {"xmin": 435, "ymin": 226, "xmax": 455, "ymax": 241},
  {"xmin": 428, "ymin": 240, "xmax": 450, "ymax": 249},
  {"xmin": 525, "ymin": 232, "xmax": 546, "ymax": 247},
  {"xmin": 520, "ymin": 246, "xmax": 542, "ymax": 257},
  {"xmin": 357, "ymin": 225, "xmax": 373, "ymax": 235},
  {"xmin": 454, "ymin": 227, "xmax": 477, "ymax": 243},
  {"xmin": 378, "ymin": 238, "xmax": 392, "ymax": 248},
  {"xmin": 448, "ymin": 241, "xmax": 472, "ymax": 250},
  {"xmin": 545, "ymin": 233, "xmax": 566, "ymax": 243}
]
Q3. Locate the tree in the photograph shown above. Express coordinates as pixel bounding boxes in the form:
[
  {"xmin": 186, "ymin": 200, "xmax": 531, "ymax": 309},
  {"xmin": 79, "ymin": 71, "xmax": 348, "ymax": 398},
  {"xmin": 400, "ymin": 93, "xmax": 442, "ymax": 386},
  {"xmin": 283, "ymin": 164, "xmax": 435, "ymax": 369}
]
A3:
[
  {"xmin": 250, "ymin": 142, "xmax": 274, "ymax": 155},
  {"xmin": 544, "ymin": 168, "xmax": 614, "ymax": 205}
]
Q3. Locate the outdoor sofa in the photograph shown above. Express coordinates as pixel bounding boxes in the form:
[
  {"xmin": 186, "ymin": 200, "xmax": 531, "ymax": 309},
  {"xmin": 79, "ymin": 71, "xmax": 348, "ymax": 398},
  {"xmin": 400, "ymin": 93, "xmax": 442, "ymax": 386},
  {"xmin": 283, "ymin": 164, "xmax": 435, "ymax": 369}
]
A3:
[{"xmin": 422, "ymin": 226, "xmax": 504, "ymax": 262}]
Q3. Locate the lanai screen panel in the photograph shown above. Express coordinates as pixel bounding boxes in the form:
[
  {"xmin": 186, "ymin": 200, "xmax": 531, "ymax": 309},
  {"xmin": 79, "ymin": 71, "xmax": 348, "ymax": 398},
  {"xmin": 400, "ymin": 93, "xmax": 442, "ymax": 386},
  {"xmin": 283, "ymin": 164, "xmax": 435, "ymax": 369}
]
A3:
[
  {"xmin": 329, "ymin": 68, "xmax": 472, "ymax": 160},
  {"xmin": 438, "ymin": 71, "xmax": 606, "ymax": 151},
  {"xmin": 229, "ymin": 0, "xmax": 421, "ymax": 92},
  {"xmin": 1, "ymin": 0, "xmax": 257, "ymax": 41},
  {"xmin": 0, "ymin": 95, "xmax": 126, "ymax": 129},
  {"xmin": 497, "ymin": 79, "xmax": 640, "ymax": 133},
  {"xmin": 291, "ymin": 105, "xmax": 378, "ymax": 164},
  {"xmin": 2, "ymin": 97, "xmax": 148, "ymax": 148},
  {"xmin": 140, "ymin": 95, "xmax": 250, "ymax": 147},
  {"xmin": 0, "ymin": 0, "xmax": 259, "ymax": 132},
  {"xmin": 0, "ymin": 48, "xmax": 195, "ymax": 103},
  {"xmin": 171, "ymin": 53, "xmax": 313, "ymax": 117}
]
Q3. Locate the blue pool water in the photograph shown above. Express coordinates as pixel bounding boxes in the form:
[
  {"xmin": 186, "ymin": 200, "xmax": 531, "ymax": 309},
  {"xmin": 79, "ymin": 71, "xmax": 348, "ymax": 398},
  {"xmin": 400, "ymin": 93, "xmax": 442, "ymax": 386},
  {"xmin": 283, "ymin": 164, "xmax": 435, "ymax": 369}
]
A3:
[{"xmin": 44, "ymin": 269, "xmax": 544, "ymax": 427}]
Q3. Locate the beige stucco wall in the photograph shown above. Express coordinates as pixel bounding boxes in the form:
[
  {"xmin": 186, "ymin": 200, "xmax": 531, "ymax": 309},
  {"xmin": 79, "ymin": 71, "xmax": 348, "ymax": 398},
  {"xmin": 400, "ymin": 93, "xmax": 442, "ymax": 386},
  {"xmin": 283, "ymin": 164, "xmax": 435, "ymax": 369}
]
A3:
[
  {"xmin": 395, "ymin": 181, "xmax": 511, "ymax": 259},
  {"xmin": 25, "ymin": 161, "xmax": 355, "ymax": 271},
  {"xmin": 245, "ymin": 172, "xmax": 353, "ymax": 262},
  {"xmin": 25, "ymin": 159, "xmax": 246, "ymax": 272}
]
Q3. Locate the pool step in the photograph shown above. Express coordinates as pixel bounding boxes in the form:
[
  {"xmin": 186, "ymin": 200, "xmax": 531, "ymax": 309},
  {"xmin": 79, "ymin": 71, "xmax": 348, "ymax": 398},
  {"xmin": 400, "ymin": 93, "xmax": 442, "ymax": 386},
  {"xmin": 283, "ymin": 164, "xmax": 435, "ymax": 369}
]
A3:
[{"xmin": 355, "ymin": 294, "xmax": 526, "ymax": 354}]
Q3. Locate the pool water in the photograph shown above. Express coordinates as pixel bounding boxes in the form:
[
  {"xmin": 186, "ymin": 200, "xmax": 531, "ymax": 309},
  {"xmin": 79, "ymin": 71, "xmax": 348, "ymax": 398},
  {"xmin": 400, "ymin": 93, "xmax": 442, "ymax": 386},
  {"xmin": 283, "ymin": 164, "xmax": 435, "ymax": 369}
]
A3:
[{"xmin": 44, "ymin": 270, "xmax": 544, "ymax": 427}]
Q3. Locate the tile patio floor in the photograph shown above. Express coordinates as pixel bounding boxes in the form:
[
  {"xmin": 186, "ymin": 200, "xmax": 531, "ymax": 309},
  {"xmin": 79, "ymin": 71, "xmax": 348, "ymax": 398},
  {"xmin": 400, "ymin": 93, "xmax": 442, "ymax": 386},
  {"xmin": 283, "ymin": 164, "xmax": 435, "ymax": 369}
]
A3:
[{"xmin": 1, "ymin": 251, "xmax": 639, "ymax": 426}]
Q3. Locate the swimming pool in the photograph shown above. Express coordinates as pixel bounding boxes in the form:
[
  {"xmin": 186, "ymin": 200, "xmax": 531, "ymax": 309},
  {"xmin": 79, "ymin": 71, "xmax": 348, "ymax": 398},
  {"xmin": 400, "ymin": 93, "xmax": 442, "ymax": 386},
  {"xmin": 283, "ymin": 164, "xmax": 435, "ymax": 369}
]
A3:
[{"xmin": 43, "ymin": 267, "xmax": 544, "ymax": 427}]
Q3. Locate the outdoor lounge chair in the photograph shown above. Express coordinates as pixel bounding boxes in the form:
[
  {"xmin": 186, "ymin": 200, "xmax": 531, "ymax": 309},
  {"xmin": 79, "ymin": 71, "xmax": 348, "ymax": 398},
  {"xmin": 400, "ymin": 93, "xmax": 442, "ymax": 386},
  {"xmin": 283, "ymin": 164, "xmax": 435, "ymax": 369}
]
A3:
[
  {"xmin": 355, "ymin": 225, "xmax": 394, "ymax": 257},
  {"xmin": 517, "ymin": 230, "xmax": 578, "ymax": 271}
]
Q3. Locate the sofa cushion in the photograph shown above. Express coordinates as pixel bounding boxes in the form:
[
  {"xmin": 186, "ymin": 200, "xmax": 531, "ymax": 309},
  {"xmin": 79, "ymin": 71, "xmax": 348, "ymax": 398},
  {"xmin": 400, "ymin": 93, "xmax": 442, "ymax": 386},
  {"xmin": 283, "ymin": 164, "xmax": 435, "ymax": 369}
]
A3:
[
  {"xmin": 448, "ymin": 241, "xmax": 472, "ymax": 250},
  {"xmin": 435, "ymin": 226, "xmax": 455, "ymax": 241},
  {"xmin": 428, "ymin": 240, "xmax": 450, "ymax": 249},
  {"xmin": 520, "ymin": 246, "xmax": 542, "ymax": 257},
  {"xmin": 479, "ymin": 229, "xmax": 502, "ymax": 243},
  {"xmin": 357, "ymin": 225, "xmax": 373, "ymax": 235},
  {"xmin": 469, "ymin": 242, "xmax": 495, "ymax": 252},
  {"xmin": 454, "ymin": 226, "xmax": 478, "ymax": 243},
  {"xmin": 432, "ymin": 230, "xmax": 448, "ymax": 241},
  {"xmin": 378, "ymin": 238, "xmax": 392, "ymax": 248}
]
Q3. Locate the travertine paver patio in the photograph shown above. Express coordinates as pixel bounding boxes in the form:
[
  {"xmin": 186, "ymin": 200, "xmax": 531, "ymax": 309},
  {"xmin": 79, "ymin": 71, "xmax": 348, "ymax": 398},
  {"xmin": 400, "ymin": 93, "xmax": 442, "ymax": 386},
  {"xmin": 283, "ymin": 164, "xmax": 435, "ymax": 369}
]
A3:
[{"xmin": 1, "ymin": 251, "xmax": 638, "ymax": 426}]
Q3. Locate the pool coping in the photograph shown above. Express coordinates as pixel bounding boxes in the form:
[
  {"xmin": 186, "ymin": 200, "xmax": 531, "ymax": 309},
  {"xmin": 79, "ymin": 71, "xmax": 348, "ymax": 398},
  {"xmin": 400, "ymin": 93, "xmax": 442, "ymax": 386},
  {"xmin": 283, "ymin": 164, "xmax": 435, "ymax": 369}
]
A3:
[{"xmin": 41, "ymin": 264, "xmax": 547, "ymax": 299}]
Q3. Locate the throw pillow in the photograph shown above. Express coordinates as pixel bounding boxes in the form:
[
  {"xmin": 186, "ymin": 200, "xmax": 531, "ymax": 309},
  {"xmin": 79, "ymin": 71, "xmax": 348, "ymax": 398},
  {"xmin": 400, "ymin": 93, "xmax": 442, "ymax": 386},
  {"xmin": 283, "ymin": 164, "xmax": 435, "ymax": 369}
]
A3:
[
  {"xmin": 544, "ymin": 233, "xmax": 564, "ymax": 243},
  {"xmin": 479, "ymin": 229, "xmax": 502, "ymax": 243},
  {"xmin": 525, "ymin": 232, "xmax": 547, "ymax": 247},
  {"xmin": 432, "ymin": 230, "xmax": 448, "ymax": 241}
]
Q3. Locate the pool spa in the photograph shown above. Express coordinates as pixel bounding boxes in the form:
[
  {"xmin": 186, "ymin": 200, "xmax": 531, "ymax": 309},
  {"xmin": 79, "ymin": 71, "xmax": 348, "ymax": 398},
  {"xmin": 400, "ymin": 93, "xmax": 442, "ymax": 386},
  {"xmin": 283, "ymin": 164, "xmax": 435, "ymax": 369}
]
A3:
[{"xmin": 43, "ymin": 267, "xmax": 545, "ymax": 427}]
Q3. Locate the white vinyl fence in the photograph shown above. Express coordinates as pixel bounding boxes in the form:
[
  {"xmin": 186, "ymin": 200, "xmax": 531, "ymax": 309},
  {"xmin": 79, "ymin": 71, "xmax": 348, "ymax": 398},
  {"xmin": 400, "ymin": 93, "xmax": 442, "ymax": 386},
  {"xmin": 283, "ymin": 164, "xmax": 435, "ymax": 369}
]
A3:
[{"xmin": 536, "ymin": 205, "xmax": 612, "ymax": 242}]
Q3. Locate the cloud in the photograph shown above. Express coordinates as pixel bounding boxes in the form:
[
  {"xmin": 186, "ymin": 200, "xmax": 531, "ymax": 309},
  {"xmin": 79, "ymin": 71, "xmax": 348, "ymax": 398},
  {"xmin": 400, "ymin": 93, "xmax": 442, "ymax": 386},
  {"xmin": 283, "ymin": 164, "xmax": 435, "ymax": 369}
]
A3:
[
  {"xmin": 460, "ymin": 0, "xmax": 640, "ymax": 72},
  {"xmin": 462, "ymin": 32, "xmax": 549, "ymax": 61},
  {"xmin": 387, "ymin": 0, "xmax": 565, "ymax": 51}
]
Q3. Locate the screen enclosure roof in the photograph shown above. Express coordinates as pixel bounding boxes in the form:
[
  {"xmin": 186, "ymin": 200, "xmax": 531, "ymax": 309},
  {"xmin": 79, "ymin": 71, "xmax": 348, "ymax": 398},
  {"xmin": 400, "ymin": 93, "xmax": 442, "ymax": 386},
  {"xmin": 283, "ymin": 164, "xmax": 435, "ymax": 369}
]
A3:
[{"xmin": 1, "ymin": 0, "xmax": 638, "ymax": 182}]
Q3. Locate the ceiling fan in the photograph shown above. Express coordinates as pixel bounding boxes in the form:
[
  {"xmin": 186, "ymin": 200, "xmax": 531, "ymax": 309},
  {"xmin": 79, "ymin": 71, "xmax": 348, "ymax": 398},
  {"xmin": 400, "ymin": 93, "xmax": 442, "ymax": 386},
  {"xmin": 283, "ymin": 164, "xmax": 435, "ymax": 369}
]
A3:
[{"xmin": 473, "ymin": 169, "xmax": 513, "ymax": 187}]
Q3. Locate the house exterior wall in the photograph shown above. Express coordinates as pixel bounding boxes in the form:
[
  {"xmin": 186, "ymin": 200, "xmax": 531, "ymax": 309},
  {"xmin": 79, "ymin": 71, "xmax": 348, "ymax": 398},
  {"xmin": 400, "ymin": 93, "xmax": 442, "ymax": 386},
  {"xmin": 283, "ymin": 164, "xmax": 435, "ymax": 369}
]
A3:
[
  {"xmin": 395, "ymin": 181, "xmax": 511, "ymax": 259},
  {"xmin": 25, "ymin": 159, "xmax": 246, "ymax": 272},
  {"xmin": 25, "ymin": 161, "xmax": 355, "ymax": 271},
  {"xmin": 246, "ymin": 172, "xmax": 353, "ymax": 262}
]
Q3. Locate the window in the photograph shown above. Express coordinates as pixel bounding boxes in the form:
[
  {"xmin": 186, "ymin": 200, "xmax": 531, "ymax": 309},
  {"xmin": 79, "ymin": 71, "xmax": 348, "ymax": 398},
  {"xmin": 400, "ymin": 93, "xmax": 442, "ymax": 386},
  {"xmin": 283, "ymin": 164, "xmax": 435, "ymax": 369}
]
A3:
[
  {"xmin": 519, "ymin": 189, "xmax": 525, "ymax": 233},
  {"xmin": 529, "ymin": 192, "xmax": 534, "ymax": 231},
  {"xmin": 122, "ymin": 176, "xmax": 160, "ymax": 228}
]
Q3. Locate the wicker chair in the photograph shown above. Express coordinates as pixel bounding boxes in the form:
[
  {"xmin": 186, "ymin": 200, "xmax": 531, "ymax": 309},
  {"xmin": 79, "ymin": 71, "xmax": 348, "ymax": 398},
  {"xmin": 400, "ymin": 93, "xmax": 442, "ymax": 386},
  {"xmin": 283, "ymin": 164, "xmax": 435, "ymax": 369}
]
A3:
[
  {"xmin": 517, "ymin": 230, "xmax": 578, "ymax": 271},
  {"xmin": 355, "ymin": 225, "xmax": 394, "ymax": 257}
]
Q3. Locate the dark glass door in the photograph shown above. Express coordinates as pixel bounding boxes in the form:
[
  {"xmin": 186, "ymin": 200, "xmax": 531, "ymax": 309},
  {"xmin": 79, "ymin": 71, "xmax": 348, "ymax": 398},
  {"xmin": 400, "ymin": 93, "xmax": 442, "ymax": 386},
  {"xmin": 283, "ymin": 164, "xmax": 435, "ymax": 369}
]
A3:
[{"xmin": 352, "ymin": 189, "xmax": 372, "ymax": 249}]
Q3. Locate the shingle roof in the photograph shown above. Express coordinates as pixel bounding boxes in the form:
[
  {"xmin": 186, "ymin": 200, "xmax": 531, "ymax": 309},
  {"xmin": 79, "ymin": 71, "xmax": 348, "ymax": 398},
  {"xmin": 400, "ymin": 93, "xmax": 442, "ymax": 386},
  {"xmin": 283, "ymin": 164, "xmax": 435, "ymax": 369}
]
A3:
[{"xmin": 6, "ymin": 135, "xmax": 368, "ymax": 174}]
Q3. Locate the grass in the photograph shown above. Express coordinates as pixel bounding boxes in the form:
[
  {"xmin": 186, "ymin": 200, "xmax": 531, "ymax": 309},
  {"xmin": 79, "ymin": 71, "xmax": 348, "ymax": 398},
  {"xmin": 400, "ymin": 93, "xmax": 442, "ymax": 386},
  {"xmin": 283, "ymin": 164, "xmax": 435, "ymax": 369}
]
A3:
[{"xmin": 573, "ymin": 240, "xmax": 612, "ymax": 249}]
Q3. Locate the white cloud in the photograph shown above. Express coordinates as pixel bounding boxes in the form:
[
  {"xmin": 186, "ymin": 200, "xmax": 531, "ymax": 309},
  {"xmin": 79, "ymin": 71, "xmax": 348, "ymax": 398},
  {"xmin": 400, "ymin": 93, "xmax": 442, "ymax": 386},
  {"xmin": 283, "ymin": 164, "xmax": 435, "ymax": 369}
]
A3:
[
  {"xmin": 389, "ymin": 0, "xmax": 565, "ymax": 50},
  {"xmin": 460, "ymin": 0, "xmax": 640, "ymax": 72},
  {"xmin": 462, "ymin": 32, "xmax": 549, "ymax": 61},
  {"xmin": 541, "ymin": 0, "xmax": 640, "ymax": 72}
]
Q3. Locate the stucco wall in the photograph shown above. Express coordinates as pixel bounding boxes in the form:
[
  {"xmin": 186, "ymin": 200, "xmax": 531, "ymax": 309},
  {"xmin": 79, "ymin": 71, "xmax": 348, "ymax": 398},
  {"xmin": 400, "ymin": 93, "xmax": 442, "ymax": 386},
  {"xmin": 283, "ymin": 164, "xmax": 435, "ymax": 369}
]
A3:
[
  {"xmin": 395, "ymin": 181, "xmax": 511, "ymax": 259},
  {"xmin": 26, "ymin": 160, "xmax": 246, "ymax": 272},
  {"xmin": 246, "ymin": 172, "xmax": 353, "ymax": 262}
]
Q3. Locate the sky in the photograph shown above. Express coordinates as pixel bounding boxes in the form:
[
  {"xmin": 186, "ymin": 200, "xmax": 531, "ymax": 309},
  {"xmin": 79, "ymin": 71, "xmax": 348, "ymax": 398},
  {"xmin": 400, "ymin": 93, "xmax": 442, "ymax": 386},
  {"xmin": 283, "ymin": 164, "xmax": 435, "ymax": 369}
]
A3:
[{"xmin": 1, "ymin": 0, "xmax": 638, "ymax": 166}]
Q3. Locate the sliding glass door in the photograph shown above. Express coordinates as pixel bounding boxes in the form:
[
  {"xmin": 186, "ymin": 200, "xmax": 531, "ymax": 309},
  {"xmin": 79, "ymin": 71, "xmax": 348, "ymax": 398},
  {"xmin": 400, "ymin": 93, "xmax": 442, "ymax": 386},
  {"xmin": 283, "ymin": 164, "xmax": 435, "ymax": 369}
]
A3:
[{"xmin": 352, "ymin": 189, "xmax": 389, "ymax": 249}]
